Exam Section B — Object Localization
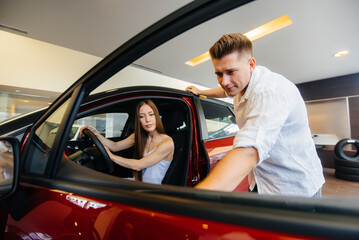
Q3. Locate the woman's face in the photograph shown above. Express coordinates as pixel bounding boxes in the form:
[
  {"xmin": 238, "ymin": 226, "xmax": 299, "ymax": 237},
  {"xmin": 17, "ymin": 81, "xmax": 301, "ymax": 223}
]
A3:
[{"xmin": 139, "ymin": 104, "xmax": 156, "ymax": 132}]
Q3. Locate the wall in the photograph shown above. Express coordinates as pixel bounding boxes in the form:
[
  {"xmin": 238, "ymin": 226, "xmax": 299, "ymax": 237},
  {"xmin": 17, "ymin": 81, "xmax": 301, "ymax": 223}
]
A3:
[
  {"xmin": 297, "ymin": 72, "xmax": 359, "ymax": 168},
  {"xmin": 0, "ymin": 30, "xmax": 210, "ymax": 122}
]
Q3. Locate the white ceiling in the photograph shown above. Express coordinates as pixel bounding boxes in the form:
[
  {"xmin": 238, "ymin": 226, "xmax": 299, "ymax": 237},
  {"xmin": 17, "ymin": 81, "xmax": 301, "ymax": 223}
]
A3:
[{"xmin": 0, "ymin": 0, "xmax": 358, "ymax": 92}]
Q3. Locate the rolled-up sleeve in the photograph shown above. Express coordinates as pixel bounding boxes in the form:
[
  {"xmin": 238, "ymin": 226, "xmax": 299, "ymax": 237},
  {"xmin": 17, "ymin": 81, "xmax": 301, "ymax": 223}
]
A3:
[{"xmin": 233, "ymin": 89, "xmax": 290, "ymax": 164}]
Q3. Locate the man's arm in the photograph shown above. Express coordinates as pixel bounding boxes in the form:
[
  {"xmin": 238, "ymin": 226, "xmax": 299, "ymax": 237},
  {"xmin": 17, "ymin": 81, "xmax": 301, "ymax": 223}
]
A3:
[
  {"xmin": 186, "ymin": 86, "xmax": 227, "ymax": 98},
  {"xmin": 195, "ymin": 147, "xmax": 259, "ymax": 191}
]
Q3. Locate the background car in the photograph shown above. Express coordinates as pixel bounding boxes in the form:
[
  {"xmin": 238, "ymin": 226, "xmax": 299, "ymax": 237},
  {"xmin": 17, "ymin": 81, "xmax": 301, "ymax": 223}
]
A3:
[{"xmin": 1, "ymin": 0, "xmax": 359, "ymax": 239}]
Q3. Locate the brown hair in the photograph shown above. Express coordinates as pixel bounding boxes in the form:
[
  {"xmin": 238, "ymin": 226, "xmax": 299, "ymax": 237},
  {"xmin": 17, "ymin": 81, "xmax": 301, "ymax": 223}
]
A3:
[
  {"xmin": 134, "ymin": 99, "xmax": 165, "ymax": 159},
  {"xmin": 209, "ymin": 32, "xmax": 253, "ymax": 59}
]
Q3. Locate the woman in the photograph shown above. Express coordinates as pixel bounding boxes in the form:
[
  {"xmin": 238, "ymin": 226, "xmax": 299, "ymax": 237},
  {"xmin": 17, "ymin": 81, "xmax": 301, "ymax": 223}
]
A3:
[{"xmin": 80, "ymin": 99, "xmax": 174, "ymax": 185}]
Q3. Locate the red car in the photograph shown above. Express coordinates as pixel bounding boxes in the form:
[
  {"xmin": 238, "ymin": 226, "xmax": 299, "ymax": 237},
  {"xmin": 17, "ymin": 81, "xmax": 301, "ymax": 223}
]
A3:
[{"xmin": 1, "ymin": 0, "xmax": 358, "ymax": 239}]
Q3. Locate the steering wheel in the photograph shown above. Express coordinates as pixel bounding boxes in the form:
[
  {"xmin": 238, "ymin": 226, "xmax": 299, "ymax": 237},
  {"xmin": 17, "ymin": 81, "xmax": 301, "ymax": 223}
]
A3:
[{"xmin": 82, "ymin": 129, "xmax": 114, "ymax": 174}]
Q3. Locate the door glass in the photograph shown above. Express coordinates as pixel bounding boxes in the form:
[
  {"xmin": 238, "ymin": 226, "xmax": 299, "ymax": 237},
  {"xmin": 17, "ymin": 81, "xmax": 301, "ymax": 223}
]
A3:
[
  {"xmin": 74, "ymin": 113, "xmax": 129, "ymax": 139},
  {"xmin": 24, "ymin": 98, "xmax": 71, "ymax": 174},
  {"xmin": 201, "ymin": 101, "xmax": 238, "ymax": 139}
]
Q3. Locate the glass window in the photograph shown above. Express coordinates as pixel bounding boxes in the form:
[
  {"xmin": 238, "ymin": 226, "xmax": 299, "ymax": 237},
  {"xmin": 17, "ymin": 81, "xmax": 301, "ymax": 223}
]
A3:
[
  {"xmin": 0, "ymin": 89, "xmax": 58, "ymax": 122},
  {"xmin": 74, "ymin": 113, "xmax": 129, "ymax": 139},
  {"xmin": 201, "ymin": 101, "xmax": 238, "ymax": 139},
  {"xmin": 24, "ymin": 99, "xmax": 71, "ymax": 174}
]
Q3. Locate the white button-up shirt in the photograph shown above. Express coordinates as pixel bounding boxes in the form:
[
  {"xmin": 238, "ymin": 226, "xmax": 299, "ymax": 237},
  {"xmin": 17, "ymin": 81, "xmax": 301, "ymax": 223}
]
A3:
[{"xmin": 232, "ymin": 66, "xmax": 325, "ymax": 197}]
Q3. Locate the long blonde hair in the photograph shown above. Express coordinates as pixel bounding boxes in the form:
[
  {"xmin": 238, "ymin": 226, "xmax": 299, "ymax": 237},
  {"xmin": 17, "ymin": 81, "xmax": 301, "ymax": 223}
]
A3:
[{"xmin": 134, "ymin": 99, "xmax": 165, "ymax": 159}]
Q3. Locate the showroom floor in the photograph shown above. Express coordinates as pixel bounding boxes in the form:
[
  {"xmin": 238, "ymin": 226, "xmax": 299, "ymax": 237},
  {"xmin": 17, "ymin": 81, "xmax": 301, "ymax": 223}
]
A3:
[{"xmin": 322, "ymin": 168, "xmax": 359, "ymax": 197}]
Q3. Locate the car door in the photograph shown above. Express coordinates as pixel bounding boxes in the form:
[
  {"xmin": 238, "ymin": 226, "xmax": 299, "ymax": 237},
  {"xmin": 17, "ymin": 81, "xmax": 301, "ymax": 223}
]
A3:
[
  {"xmin": 196, "ymin": 98, "xmax": 249, "ymax": 192},
  {"xmin": 2, "ymin": 0, "xmax": 359, "ymax": 239}
]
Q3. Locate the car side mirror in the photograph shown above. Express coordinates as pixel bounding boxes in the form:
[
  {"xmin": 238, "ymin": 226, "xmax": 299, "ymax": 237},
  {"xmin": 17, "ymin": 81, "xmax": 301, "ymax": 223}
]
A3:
[{"xmin": 0, "ymin": 137, "xmax": 20, "ymax": 200}]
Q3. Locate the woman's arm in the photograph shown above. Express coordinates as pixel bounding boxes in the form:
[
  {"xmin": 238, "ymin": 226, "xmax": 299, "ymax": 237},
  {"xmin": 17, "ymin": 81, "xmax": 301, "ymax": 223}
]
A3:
[
  {"xmin": 105, "ymin": 137, "xmax": 174, "ymax": 171},
  {"xmin": 80, "ymin": 125, "xmax": 135, "ymax": 152}
]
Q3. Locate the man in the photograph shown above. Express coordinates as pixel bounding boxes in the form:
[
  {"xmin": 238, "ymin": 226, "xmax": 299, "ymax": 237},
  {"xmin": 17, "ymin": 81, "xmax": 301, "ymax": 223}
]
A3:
[{"xmin": 186, "ymin": 33, "xmax": 324, "ymax": 197}]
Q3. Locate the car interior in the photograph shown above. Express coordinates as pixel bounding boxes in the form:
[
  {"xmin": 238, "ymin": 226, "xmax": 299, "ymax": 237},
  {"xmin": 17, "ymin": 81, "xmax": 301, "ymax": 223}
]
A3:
[{"xmin": 63, "ymin": 96, "xmax": 192, "ymax": 186}]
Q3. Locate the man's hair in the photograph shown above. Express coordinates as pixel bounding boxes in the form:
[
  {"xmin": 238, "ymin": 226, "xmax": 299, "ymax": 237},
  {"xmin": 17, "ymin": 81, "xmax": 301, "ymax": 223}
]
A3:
[{"xmin": 209, "ymin": 32, "xmax": 253, "ymax": 59}]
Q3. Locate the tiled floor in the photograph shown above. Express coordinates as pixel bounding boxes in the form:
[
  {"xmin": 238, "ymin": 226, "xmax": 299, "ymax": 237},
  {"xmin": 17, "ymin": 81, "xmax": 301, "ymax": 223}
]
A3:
[{"xmin": 322, "ymin": 168, "xmax": 359, "ymax": 197}]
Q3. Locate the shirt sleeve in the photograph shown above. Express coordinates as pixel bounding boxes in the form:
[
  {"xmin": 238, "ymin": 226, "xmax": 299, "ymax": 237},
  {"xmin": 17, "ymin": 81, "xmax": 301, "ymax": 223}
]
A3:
[{"xmin": 233, "ymin": 89, "xmax": 290, "ymax": 164}]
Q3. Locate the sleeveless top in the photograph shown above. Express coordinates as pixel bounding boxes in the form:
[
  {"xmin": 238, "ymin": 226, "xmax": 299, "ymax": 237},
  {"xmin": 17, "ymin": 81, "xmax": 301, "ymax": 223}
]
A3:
[{"xmin": 142, "ymin": 137, "xmax": 172, "ymax": 185}]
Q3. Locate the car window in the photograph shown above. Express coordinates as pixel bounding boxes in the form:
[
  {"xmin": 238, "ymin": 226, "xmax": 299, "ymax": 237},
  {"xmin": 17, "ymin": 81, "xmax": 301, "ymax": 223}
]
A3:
[
  {"xmin": 74, "ymin": 113, "xmax": 128, "ymax": 139},
  {"xmin": 201, "ymin": 100, "xmax": 238, "ymax": 140},
  {"xmin": 24, "ymin": 98, "xmax": 71, "ymax": 175}
]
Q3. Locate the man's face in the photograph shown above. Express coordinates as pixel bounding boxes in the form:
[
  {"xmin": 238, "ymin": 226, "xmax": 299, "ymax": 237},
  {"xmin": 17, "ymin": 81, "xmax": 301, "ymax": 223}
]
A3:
[{"xmin": 212, "ymin": 51, "xmax": 256, "ymax": 97}]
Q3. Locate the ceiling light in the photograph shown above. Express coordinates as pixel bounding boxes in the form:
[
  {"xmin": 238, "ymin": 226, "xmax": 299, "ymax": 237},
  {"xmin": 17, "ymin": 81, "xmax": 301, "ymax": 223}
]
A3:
[
  {"xmin": 10, "ymin": 92, "xmax": 50, "ymax": 99},
  {"xmin": 185, "ymin": 52, "xmax": 211, "ymax": 67},
  {"xmin": 334, "ymin": 50, "xmax": 349, "ymax": 57},
  {"xmin": 245, "ymin": 14, "xmax": 292, "ymax": 41},
  {"xmin": 185, "ymin": 15, "xmax": 293, "ymax": 67}
]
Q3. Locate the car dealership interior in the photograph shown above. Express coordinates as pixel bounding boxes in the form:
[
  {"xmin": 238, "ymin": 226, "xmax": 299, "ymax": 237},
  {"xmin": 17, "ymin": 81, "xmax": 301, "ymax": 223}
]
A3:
[
  {"xmin": 1, "ymin": 0, "xmax": 359, "ymax": 193},
  {"xmin": 2, "ymin": 0, "xmax": 359, "ymax": 195},
  {"xmin": 1, "ymin": 0, "xmax": 359, "ymax": 238}
]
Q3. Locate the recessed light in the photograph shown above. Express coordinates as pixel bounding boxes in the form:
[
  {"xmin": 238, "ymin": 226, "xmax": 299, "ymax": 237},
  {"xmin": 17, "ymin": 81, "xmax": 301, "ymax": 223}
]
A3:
[
  {"xmin": 334, "ymin": 50, "xmax": 349, "ymax": 57},
  {"xmin": 185, "ymin": 15, "xmax": 293, "ymax": 67}
]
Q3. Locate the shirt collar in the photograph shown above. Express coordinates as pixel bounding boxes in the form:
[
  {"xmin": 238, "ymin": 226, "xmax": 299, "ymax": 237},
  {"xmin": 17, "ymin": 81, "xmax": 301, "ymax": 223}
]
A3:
[{"xmin": 239, "ymin": 65, "xmax": 261, "ymax": 102}]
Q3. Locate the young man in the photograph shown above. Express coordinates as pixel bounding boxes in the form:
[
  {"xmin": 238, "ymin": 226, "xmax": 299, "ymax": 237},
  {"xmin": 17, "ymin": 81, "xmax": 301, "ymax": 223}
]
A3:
[{"xmin": 186, "ymin": 33, "xmax": 324, "ymax": 197}]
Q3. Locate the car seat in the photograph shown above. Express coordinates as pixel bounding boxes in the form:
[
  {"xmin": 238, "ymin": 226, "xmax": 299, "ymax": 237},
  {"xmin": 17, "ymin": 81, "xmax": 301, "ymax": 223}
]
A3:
[{"xmin": 161, "ymin": 109, "xmax": 190, "ymax": 186}]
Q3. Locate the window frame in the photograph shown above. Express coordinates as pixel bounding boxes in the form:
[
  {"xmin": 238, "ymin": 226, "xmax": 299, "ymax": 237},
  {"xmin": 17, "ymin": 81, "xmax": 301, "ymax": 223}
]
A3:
[
  {"xmin": 196, "ymin": 98, "xmax": 238, "ymax": 141},
  {"xmin": 21, "ymin": 85, "xmax": 85, "ymax": 178},
  {"xmin": 201, "ymin": 99, "xmax": 238, "ymax": 140}
]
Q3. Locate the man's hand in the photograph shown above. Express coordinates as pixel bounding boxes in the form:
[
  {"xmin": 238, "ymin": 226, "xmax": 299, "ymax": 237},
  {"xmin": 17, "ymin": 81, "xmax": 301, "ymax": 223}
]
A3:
[
  {"xmin": 185, "ymin": 86, "xmax": 201, "ymax": 95},
  {"xmin": 185, "ymin": 86, "xmax": 227, "ymax": 98}
]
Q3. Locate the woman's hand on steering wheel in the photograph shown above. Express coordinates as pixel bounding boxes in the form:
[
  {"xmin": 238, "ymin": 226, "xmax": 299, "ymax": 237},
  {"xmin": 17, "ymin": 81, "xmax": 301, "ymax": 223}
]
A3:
[
  {"xmin": 82, "ymin": 128, "xmax": 114, "ymax": 174},
  {"xmin": 80, "ymin": 125, "xmax": 96, "ymax": 137}
]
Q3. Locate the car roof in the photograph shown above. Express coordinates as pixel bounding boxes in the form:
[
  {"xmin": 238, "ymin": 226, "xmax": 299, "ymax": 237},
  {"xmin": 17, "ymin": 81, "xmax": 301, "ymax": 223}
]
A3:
[{"xmin": 84, "ymin": 85, "xmax": 232, "ymax": 107}]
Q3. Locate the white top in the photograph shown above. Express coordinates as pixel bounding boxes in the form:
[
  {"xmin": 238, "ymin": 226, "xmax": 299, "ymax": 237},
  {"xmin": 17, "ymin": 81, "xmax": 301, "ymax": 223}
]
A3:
[
  {"xmin": 232, "ymin": 66, "xmax": 325, "ymax": 197},
  {"xmin": 141, "ymin": 138, "xmax": 171, "ymax": 185}
]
